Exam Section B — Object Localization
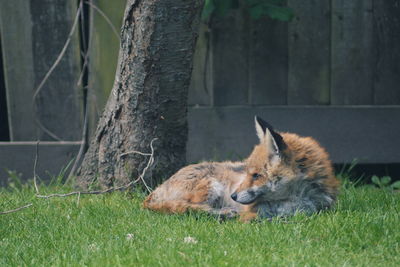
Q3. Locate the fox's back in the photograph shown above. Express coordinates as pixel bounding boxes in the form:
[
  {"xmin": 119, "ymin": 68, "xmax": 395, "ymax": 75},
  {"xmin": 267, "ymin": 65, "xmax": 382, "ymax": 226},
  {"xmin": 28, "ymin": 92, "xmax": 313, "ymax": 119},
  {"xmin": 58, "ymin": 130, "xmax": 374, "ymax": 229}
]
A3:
[{"xmin": 281, "ymin": 132, "xmax": 339, "ymax": 195}]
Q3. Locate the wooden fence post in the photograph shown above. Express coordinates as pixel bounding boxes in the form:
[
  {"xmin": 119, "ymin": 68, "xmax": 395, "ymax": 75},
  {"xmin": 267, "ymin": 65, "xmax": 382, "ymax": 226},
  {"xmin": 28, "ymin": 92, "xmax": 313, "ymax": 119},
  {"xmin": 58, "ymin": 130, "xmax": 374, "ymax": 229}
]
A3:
[{"xmin": 0, "ymin": 0, "xmax": 82, "ymax": 141}]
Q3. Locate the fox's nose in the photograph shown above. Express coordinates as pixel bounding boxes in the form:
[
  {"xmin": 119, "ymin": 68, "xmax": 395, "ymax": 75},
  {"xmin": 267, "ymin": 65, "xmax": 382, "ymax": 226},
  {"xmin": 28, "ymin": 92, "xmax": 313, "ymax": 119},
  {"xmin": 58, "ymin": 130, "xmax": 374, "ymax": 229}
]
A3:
[{"xmin": 231, "ymin": 192, "xmax": 238, "ymax": 201}]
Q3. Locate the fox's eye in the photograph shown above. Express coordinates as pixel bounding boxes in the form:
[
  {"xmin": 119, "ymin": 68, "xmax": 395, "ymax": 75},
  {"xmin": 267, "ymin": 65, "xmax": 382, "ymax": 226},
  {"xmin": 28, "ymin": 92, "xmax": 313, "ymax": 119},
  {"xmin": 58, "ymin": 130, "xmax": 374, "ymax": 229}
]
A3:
[
  {"xmin": 252, "ymin": 173, "xmax": 261, "ymax": 180},
  {"xmin": 276, "ymin": 176, "xmax": 282, "ymax": 182}
]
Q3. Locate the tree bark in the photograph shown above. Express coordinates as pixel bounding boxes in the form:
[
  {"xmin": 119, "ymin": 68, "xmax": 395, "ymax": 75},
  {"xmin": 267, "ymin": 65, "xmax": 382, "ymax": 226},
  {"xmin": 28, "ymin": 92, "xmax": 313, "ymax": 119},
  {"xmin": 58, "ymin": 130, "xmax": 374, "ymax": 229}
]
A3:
[{"xmin": 77, "ymin": 0, "xmax": 204, "ymax": 188}]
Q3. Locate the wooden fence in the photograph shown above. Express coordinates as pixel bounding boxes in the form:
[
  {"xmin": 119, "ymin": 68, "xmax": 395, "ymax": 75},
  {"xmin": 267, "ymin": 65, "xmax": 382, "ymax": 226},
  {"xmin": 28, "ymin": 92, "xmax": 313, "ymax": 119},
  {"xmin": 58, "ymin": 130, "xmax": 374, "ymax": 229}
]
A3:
[
  {"xmin": 187, "ymin": 0, "xmax": 400, "ymax": 163},
  {"xmin": 190, "ymin": 0, "xmax": 400, "ymax": 106},
  {"xmin": 0, "ymin": 0, "xmax": 399, "ymax": 182},
  {"xmin": 0, "ymin": 0, "xmax": 83, "ymax": 183}
]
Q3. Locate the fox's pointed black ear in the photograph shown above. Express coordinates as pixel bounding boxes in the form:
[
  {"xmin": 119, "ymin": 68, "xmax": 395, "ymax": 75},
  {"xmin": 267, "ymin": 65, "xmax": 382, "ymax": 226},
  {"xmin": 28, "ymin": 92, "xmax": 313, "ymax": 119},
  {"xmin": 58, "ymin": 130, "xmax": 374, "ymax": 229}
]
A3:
[
  {"xmin": 254, "ymin": 116, "xmax": 286, "ymax": 153},
  {"xmin": 255, "ymin": 116, "xmax": 274, "ymax": 139}
]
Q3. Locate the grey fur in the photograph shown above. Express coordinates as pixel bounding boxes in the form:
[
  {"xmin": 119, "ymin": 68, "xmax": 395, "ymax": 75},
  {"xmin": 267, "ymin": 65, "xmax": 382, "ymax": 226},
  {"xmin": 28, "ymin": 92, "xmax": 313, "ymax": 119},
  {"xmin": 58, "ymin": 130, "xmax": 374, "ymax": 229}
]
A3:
[{"xmin": 237, "ymin": 177, "xmax": 334, "ymax": 218}]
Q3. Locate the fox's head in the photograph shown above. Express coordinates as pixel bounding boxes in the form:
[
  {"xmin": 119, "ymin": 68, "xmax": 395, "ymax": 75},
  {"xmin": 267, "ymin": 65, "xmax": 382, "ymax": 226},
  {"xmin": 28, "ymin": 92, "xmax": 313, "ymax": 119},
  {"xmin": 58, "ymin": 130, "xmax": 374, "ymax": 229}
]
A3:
[{"xmin": 231, "ymin": 116, "xmax": 297, "ymax": 204}]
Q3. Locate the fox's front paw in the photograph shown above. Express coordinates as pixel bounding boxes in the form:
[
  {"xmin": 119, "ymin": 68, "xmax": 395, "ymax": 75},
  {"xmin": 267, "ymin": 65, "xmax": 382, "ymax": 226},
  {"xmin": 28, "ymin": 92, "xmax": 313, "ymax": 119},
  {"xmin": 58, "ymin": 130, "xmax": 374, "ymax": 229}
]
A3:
[
  {"xmin": 239, "ymin": 211, "xmax": 258, "ymax": 223},
  {"xmin": 215, "ymin": 207, "xmax": 238, "ymax": 220}
]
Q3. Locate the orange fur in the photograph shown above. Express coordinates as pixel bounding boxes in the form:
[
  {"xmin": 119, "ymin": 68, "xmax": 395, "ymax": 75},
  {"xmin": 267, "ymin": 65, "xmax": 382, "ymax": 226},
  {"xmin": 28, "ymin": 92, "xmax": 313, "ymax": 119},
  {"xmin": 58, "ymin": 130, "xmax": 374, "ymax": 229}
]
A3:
[
  {"xmin": 143, "ymin": 161, "xmax": 245, "ymax": 216},
  {"xmin": 236, "ymin": 132, "xmax": 339, "ymax": 221},
  {"xmin": 144, "ymin": 117, "xmax": 340, "ymax": 221}
]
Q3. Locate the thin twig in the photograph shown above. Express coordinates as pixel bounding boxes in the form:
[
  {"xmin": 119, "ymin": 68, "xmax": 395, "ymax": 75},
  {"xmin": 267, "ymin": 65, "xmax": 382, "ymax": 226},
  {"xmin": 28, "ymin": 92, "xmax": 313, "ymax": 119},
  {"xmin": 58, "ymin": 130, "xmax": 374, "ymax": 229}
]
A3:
[
  {"xmin": 33, "ymin": 141, "xmax": 40, "ymax": 194},
  {"xmin": 34, "ymin": 118, "xmax": 63, "ymax": 141},
  {"xmin": 36, "ymin": 179, "xmax": 139, "ymax": 199},
  {"xmin": 31, "ymin": 0, "xmax": 119, "ymax": 141},
  {"xmin": 68, "ymin": 0, "xmax": 93, "ymax": 182},
  {"xmin": 32, "ymin": 3, "xmax": 83, "ymax": 141},
  {"xmin": 77, "ymin": 55, "xmax": 90, "ymax": 87},
  {"xmin": 120, "ymin": 151, "xmax": 152, "ymax": 158},
  {"xmin": 84, "ymin": 0, "xmax": 120, "ymax": 39},
  {"xmin": 2, "ymin": 139, "xmax": 157, "ymax": 214},
  {"xmin": 37, "ymin": 138, "xmax": 157, "ymax": 199},
  {"xmin": 138, "ymin": 138, "xmax": 158, "ymax": 193},
  {"xmin": 32, "ymin": 3, "xmax": 82, "ymax": 102},
  {"xmin": 0, "ymin": 203, "xmax": 33, "ymax": 215}
]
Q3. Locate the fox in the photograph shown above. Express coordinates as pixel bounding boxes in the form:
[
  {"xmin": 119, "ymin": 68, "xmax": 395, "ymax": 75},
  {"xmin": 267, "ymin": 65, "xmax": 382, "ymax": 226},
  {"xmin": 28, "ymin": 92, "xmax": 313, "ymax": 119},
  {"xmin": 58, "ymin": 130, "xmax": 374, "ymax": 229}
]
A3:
[{"xmin": 143, "ymin": 116, "xmax": 340, "ymax": 221}]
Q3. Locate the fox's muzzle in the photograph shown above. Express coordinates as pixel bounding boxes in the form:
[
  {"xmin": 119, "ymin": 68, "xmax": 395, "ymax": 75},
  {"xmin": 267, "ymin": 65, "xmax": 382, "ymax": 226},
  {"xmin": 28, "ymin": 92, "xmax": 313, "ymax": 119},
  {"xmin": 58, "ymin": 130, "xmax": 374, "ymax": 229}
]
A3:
[{"xmin": 231, "ymin": 189, "xmax": 260, "ymax": 204}]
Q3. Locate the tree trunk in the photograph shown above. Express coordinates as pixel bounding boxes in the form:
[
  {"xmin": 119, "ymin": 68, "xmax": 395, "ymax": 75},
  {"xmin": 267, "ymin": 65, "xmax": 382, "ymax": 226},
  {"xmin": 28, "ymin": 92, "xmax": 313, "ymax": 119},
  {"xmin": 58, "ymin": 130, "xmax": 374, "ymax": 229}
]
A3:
[{"xmin": 76, "ymin": 0, "xmax": 204, "ymax": 188}]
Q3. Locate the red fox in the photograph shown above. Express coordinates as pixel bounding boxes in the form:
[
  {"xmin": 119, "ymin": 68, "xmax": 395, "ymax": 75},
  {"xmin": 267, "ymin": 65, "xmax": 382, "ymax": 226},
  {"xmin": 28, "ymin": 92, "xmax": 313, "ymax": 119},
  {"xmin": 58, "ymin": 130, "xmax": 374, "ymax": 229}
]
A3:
[{"xmin": 143, "ymin": 116, "xmax": 340, "ymax": 221}]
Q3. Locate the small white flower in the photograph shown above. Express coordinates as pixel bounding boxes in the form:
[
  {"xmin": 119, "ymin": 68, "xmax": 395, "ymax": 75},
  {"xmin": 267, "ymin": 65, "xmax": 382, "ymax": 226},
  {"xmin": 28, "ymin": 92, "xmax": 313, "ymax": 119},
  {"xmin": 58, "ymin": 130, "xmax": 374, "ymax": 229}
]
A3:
[
  {"xmin": 126, "ymin": 233, "xmax": 134, "ymax": 240},
  {"xmin": 66, "ymin": 215, "xmax": 70, "ymax": 220},
  {"xmin": 224, "ymin": 251, "xmax": 228, "ymax": 256},
  {"xmin": 88, "ymin": 243, "xmax": 99, "ymax": 251},
  {"xmin": 166, "ymin": 237, "xmax": 173, "ymax": 242},
  {"xmin": 183, "ymin": 236, "xmax": 198, "ymax": 244}
]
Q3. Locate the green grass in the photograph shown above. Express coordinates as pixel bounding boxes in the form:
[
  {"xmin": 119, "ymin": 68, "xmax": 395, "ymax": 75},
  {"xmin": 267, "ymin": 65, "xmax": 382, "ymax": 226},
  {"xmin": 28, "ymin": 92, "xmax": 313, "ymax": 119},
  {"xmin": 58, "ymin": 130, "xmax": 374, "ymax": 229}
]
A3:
[{"xmin": 1, "ymin": 180, "xmax": 399, "ymax": 266}]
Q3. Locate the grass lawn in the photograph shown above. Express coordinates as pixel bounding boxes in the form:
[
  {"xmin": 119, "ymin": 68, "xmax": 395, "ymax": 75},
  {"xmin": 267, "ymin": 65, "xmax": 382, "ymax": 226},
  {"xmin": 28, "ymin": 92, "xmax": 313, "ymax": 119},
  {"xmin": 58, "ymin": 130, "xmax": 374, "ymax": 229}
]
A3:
[{"xmin": 1, "ymin": 179, "xmax": 399, "ymax": 266}]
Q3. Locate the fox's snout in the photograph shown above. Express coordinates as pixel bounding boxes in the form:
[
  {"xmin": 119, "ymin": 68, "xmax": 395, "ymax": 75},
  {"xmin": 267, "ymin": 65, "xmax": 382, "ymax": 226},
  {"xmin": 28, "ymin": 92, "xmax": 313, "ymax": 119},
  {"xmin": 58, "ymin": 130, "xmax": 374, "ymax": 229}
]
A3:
[{"xmin": 231, "ymin": 189, "xmax": 260, "ymax": 204}]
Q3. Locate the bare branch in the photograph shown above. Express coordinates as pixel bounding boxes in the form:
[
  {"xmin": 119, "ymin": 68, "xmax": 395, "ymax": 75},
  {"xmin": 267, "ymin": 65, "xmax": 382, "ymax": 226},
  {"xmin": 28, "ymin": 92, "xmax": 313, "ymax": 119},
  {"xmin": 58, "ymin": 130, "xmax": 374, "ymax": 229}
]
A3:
[
  {"xmin": 2, "ymin": 139, "xmax": 156, "ymax": 215},
  {"xmin": 77, "ymin": 56, "xmax": 90, "ymax": 87},
  {"xmin": 119, "ymin": 151, "xmax": 152, "ymax": 158},
  {"xmin": 36, "ymin": 138, "xmax": 157, "ymax": 198},
  {"xmin": 0, "ymin": 203, "xmax": 32, "ymax": 215},
  {"xmin": 138, "ymin": 138, "xmax": 158, "ymax": 193},
  {"xmin": 68, "ymin": 0, "xmax": 94, "ymax": 182},
  {"xmin": 32, "ymin": 2, "xmax": 82, "ymax": 141}
]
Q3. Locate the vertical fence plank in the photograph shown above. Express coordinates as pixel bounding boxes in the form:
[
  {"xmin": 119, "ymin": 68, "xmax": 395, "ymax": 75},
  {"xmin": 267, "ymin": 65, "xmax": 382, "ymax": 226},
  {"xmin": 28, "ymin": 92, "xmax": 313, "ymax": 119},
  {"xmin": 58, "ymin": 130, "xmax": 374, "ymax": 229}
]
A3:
[
  {"xmin": 0, "ymin": 0, "xmax": 36, "ymax": 140},
  {"xmin": 30, "ymin": 0, "xmax": 82, "ymax": 141},
  {"xmin": 249, "ymin": 17, "xmax": 288, "ymax": 105},
  {"xmin": 373, "ymin": 0, "xmax": 400, "ymax": 104},
  {"xmin": 88, "ymin": 0, "xmax": 126, "ymax": 137},
  {"xmin": 212, "ymin": 8, "xmax": 249, "ymax": 106},
  {"xmin": 287, "ymin": 0, "xmax": 331, "ymax": 105},
  {"xmin": 0, "ymin": 0, "xmax": 82, "ymax": 141},
  {"xmin": 331, "ymin": 0, "xmax": 374, "ymax": 105},
  {"xmin": 188, "ymin": 23, "xmax": 213, "ymax": 106}
]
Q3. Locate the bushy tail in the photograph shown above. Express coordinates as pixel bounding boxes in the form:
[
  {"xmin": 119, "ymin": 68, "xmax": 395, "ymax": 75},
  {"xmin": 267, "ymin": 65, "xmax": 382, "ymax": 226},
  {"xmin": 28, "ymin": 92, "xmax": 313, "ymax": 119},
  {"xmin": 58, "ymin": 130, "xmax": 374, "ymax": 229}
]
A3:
[{"xmin": 142, "ymin": 193, "xmax": 154, "ymax": 209}]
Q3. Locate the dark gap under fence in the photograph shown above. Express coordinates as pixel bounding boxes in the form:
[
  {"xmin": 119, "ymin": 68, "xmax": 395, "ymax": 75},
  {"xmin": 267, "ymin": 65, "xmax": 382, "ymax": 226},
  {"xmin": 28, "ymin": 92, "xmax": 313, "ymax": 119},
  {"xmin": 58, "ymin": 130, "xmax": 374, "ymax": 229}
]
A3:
[
  {"xmin": 334, "ymin": 163, "xmax": 400, "ymax": 184},
  {"xmin": 0, "ymin": 33, "xmax": 10, "ymax": 141},
  {"xmin": 78, "ymin": 0, "xmax": 90, "ymax": 148}
]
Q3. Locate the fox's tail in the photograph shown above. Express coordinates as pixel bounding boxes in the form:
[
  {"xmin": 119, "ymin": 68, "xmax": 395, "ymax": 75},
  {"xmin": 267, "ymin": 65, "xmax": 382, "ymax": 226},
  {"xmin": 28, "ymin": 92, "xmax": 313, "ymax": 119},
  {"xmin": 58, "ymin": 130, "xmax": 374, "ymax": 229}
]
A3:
[{"xmin": 142, "ymin": 193, "xmax": 154, "ymax": 209}]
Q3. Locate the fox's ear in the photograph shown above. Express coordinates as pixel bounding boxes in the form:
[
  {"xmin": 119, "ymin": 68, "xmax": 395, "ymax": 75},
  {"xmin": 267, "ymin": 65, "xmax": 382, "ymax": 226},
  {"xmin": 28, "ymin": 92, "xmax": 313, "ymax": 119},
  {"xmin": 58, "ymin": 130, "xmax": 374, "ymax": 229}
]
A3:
[
  {"xmin": 255, "ymin": 116, "xmax": 267, "ymax": 142},
  {"xmin": 254, "ymin": 116, "xmax": 286, "ymax": 155}
]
